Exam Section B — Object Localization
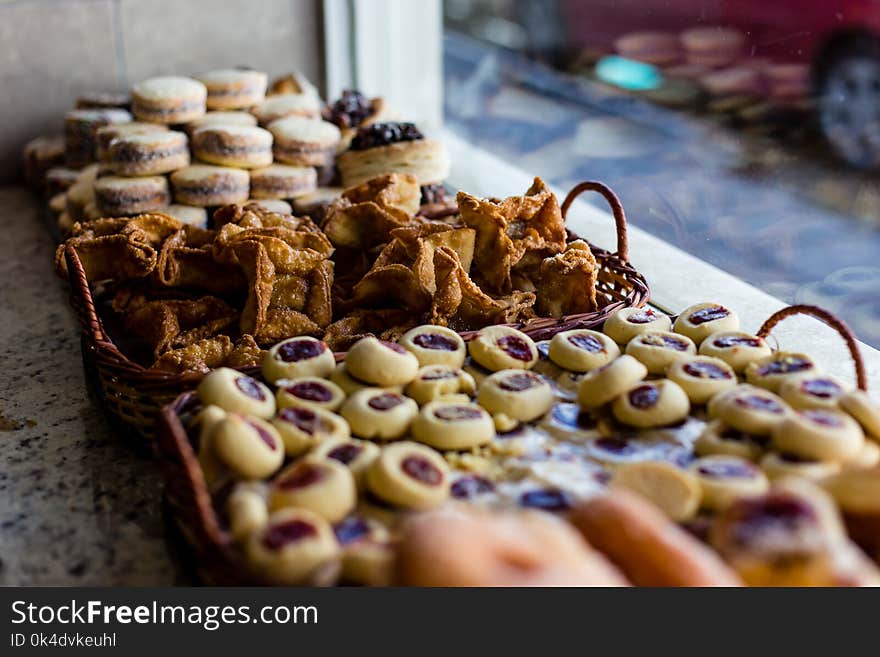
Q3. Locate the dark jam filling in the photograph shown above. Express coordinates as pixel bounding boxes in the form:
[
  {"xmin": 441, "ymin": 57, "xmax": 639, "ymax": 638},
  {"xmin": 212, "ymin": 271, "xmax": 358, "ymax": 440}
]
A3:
[
  {"xmin": 734, "ymin": 395, "xmax": 784, "ymax": 414},
  {"xmin": 380, "ymin": 340, "xmax": 407, "ymax": 354},
  {"xmin": 278, "ymin": 464, "xmax": 324, "ymax": 490},
  {"xmin": 641, "ymin": 334, "xmax": 689, "ymax": 351},
  {"xmin": 286, "ymin": 381, "xmax": 333, "ymax": 403},
  {"xmin": 713, "ymin": 335, "xmax": 762, "ymax": 349},
  {"xmin": 627, "ymin": 308, "xmax": 660, "ymax": 324},
  {"xmin": 567, "ymin": 333, "xmax": 605, "ymax": 353},
  {"xmin": 262, "ymin": 519, "xmax": 317, "ymax": 550},
  {"xmin": 333, "ymin": 516, "xmax": 371, "ymax": 545},
  {"xmin": 731, "ymin": 495, "xmax": 816, "ymax": 547},
  {"xmin": 434, "ymin": 406, "xmax": 484, "ymax": 421},
  {"xmin": 689, "ymin": 305, "xmax": 730, "ymax": 325},
  {"xmin": 245, "ymin": 419, "xmax": 277, "ymax": 451},
  {"xmin": 757, "ymin": 356, "xmax": 813, "ymax": 377},
  {"xmin": 278, "ymin": 406, "xmax": 320, "ymax": 435},
  {"xmin": 324, "ymin": 89, "xmax": 372, "ymax": 129},
  {"xmin": 350, "ymin": 122, "xmax": 424, "ymax": 150},
  {"xmin": 628, "ymin": 384, "xmax": 660, "ymax": 409},
  {"xmin": 420, "ymin": 183, "xmax": 447, "ymax": 205},
  {"xmin": 412, "ymin": 332, "xmax": 458, "ymax": 351},
  {"xmin": 697, "ymin": 459, "xmax": 757, "ymax": 479},
  {"xmin": 497, "ymin": 335, "xmax": 534, "ymax": 361},
  {"xmin": 368, "ymin": 393, "xmax": 405, "ymax": 411},
  {"xmin": 801, "ymin": 379, "xmax": 841, "ymax": 399},
  {"xmin": 801, "ymin": 410, "xmax": 843, "ymax": 427},
  {"xmin": 551, "ymin": 403, "xmax": 598, "ymax": 430},
  {"xmin": 499, "ymin": 372, "xmax": 542, "ymax": 392},
  {"xmin": 594, "ymin": 436, "xmax": 638, "ymax": 456},
  {"xmin": 519, "ymin": 489, "xmax": 571, "ymax": 511},
  {"xmin": 327, "ymin": 443, "xmax": 363, "ymax": 465},
  {"xmin": 401, "ymin": 456, "xmax": 442, "ymax": 485},
  {"xmin": 683, "ymin": 361, "xmax": 733, "ymax": 380},
  {"xmin": 421, "ymin": 369, "xmax": 457, "ymax": 381},
  {"xmin": 235, "ymin": 375, "xmax": 266, "ymax": 400},
  {"xmin": 277, "ymin": 338, "xmax": 324, "ymax": 362},
  {"xmin": 451, "ymin": 475, "xmax": 495, "ymax": 499}
]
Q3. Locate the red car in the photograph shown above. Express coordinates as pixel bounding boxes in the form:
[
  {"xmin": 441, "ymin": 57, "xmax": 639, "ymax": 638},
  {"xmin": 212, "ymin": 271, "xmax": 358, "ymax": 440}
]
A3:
[{"xmin": 556, "ymin": 0, "xmax": 880, "ymax": 168}]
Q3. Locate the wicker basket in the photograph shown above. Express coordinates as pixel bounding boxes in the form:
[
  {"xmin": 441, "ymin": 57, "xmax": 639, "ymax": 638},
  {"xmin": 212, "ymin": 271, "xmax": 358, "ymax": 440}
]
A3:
[
  {"xmin": 66, "ymin": 180, "xmax": 650, "ymax": 442},
  {"xmin": 157, "ymin": 303, "xmax": 874, "ymax": 585}
]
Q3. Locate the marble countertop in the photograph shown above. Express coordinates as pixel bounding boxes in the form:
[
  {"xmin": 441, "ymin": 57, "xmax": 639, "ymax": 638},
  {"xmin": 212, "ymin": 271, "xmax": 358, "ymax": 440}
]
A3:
[{"xmin": 0, "ymin": 186, "xmax": 187, "ymax": 585}]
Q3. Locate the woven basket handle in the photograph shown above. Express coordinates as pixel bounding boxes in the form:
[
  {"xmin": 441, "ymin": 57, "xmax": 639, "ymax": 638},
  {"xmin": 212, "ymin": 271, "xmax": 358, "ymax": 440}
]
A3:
[
  {"xmin": 560, "ymin": 181, "xmax": 629, "ymax": 262},
  {"xmin": 757, "ymin": 304, "xmax": 867, "ymax": 391},
  {"xmin": 64, "ymin": 245, "xmax": 106, "ymax": 346}
]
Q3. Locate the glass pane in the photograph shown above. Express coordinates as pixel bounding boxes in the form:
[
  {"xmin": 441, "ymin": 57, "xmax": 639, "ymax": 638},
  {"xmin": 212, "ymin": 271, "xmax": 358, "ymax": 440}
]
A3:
[{"xmin": 444, "ymin": 0, "xmax": 880, "ymax": 347}]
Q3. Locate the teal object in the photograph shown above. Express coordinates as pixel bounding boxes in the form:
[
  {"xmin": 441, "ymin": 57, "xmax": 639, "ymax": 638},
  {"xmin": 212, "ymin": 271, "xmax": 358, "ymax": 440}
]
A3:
[{"xmin": 595, "ymin": 56, "xmax": 663, "ymax": 91}]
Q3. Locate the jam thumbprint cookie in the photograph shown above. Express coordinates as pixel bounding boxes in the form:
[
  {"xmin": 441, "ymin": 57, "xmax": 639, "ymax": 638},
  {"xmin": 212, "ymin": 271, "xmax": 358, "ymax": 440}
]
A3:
[
  {"xmin": 271, "ymin": 405, "xmax": 350, "ymax": 456},
  {"xmin": 695, "ymin": 419, "xmax": 766, "ymax": 462},
  {"xmin": 610, "ymin": 461, "xmax": 701, "ymax": 522},
  {"xmin": 689, "ymin": 455, "xmax": 769, "ymax": 511},
  {"xmin": 198, "ymin": 368, "xmax": 275, "ymax": 418},
  {"xmin": 778, "ymin": 374, "xmax": 848, "ymax": 411},
  {"xmin": 667, "ymin": 356, "xmax": 736, "ymax": 405},
  {"xmin": 771, "ymin": 409, "xmax": 865, "ymax": 462},
  {"xmin": 404, "ymin": 365, "xmax": 476, "ymax": 405},
  {"xmin": 603, "ymin": 307, "xmax": 672, "ymax": 345},
  {"xmin": 712, "ymin": 385, "xmax": 791, "ymax": 436},
  {"xmin": 612, "ymin": 379, "xmax": 691, "ymax": 428},
  {"xmin": 468, "ymin": 326, "xmax": 538, "ymax": 372},
  {"xmin": 839, "ymin": 389, "xmax": 880, "ymax": 437},
  {"xmin": 227, "ymin": 482, "xmax": 269, "ymax": 541},
  {"xmin": 262, "ymin": 336, "xmax": 335, "ymax": 384},
  {"xmin": 366, "ymin": 442, "xmax": 450, "ymax": 510},
  {"xmin": 759, "ymin": 452, "xmax": 840, "ymax": 481},
  {"xmin": 548, "ymin": 329, "xmax": 620, "ymax": 372},
  {"xmin": 411, "ymin": 401, "xmax": 495, "ymax": 450},
  {"xmin": 309, "ymin": 438, "xmax": 380, "ymax": 490},
  {"xmin": 744, "ymin": 351, "xmax": 818, "ymax": 392},
  {"xmin": 625, "ymin": 331, "xmax": 696, "ymax": 375},
  {"xmin": 577, "ymin": 355, "xmax": 648, "ymax": 409},
  {"xmin": 399, "ymin": 325, "xmax": 467, "ymax": 368},
  {"xmin": 698, "ymin": 331, "xmax": 771, "ymax": 372},
  {"xmin": 477, "ymin": 370, "xmax": 554, "ymax": 423},
  {"xmin": 211, "ymin": 414, "xmax": 285, "ymax": 479},
  {"xmin": 673, "ymin": 302, "xmax": 740, "ymax": 345},
  {"xmin": 345, "ymin": 336, "xmax": 420, "ymax": 387},
  {"xmin": 269, "ymin": 460, "xmax": 357, "ymax": 523},
  {"xmin": 341, "ymin": 389, "xmax": 418, "ymax": 440},
  {"xmin": 275, "ymin": 377, "xmax": 345, "ymax": 412}
]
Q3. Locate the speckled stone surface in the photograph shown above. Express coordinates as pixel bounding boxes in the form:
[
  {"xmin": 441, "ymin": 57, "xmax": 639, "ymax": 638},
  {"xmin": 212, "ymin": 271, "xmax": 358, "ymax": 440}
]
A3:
[{"xmin": 0, "ymin": 186, "xmax": 189, "ymax": 585}]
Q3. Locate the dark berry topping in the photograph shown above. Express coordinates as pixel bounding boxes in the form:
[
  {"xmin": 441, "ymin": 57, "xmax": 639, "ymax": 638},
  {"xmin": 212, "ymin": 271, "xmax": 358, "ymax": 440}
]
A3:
[
  {"xmin": 333, "ymin": 516, "xmax": 371, "ymax": 545},
  {"xmin": 519, "ymin": 489, "xmax": 571, "ymax": 511},
  {"xmin": 697, "ymin": 459, "xmax": 758, "ymax": 479},
  {"xmin": 324, "ymin": 89, "xmax": 371, "ymax": 129},
  {"xmin": 713, "ymin": 335, "xmax": 763, "ymax": 349},
  {"xmin": 734, "ymin": 395, "xmax": 785, "ymax": 414},
  {"xmin": 801, "ymin": 410, "xmax": 843, "ymax": 427},
  {"xmin": 420, "ymin": 183, "xmax": 447, "ymax": 205},
  {"xmin": 278, "ymin": 406, "xmax": 321, "ymax": 435},
  {"xmin": 327, "ymin": 443, "xmax": 363, "ymax": 465},
  {"xmin": 277, "ymin": 338, "xmax": 325, "ymax": 362},
  {"xmin": 412, "ymin": 332, "xmax": 458, "ymax": 351},
  {"xmin": 689, "ymin": 305, "xmax": 730, "ymax": 325},
  {"xmin": 246, "ymin": 419, "xmax": 277, "ymax": 450},
  {"xmin": 627, "ymin": 308, "xmax": 661, "ymax": 324},
  {"xmin": 451, "ymin": 475, "xmax": 495, "ymax": 499},
  {"xmin": 263, "ymin": 520, "xmax": 317, "ymax": 550},
  {"xmin": 368, "ymin": 393, "xmax": 405, "ymax": 411},
  {"xmin": 350, "ymin": 122, "xmax": 424, "ymax": 150},
  {"xmin": 683, "ymin": 361, "xmax": 733, "ymax": 380},
  {"xmin": 380, "ymin": 340, "xmax": 407, "ymax": 354},
  {"xmin": 551, "ymin": 403, "xmax": 598, "ymax": 430},
  {"xmin": 434, "ymin": 405, "xmax": 484, "ymax": 421},
  {"xmin": 567, "ymin": 333, "xmax": 605, "ymax": 353},
  {"xmin": 278, "ymin": 464, "xmax": 324, "ymax": 489},
  {"xmin": 628, "ymin": 384, "xmax": 660, "ymax": 409},
  {"xmin": 801, "ymin": 378, "xmax": 842, "ymax": 399},
  {"xmin": 757, "ymin": 356, "xmax": 813, "ymax": 377},
  {"xmin": 496, "ymin": 335, "xmax": 534, "ymax": 361},
  {"xmin": 640, "ymin": 334, "xmax": 690, "ymax": 351},
  {"xmin": 235, "ymin": 376, "xmax": 266, "ymax": 401},
  {"xmin": 286, "ymin": 381, "xmax": 333, "ymax": 403},
  {"xmin": 499, "ymin": 372, "xmax": 542, "ymax": 392},
  {"xmin": 401, "ymin": 456, "xmax": 443, "ymax": 485}
]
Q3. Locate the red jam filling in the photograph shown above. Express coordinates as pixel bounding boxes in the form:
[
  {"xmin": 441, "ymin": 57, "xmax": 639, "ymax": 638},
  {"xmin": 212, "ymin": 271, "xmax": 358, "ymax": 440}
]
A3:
[
  {"xmin": 401, "ymin": 456, "xmax": 443, "ymax": 485},
  {"xmin": 327, "ymin": 443, "xmax": 363, "ymax": 465},
  {"xmin": 277, "ymin": 339, "xmax": 324, "ymax": 362},
  {"xmin": 628, "ymin": 384, "xmax": 659, "ymax": 409},
  {"xmin": 713, "ymin": 335, "xmax": 762, "ymax": 349},
  {"xmin": 278, "ymin": 407, "xmax": 320, "ymax": 434},
  {"xmin": 519, "ymin": 489, "xmax": 571, "ymax": 511},
  {"xmin": 567, "ymin": 333, "xmax": 605, "ymax": 353},
  {"xmin": 278, "ymin": 464, "xmax": 324, "ymax": 489},
  {"xmin": 451, "ymin": 475, "xmax": 495, "ymax": 499},
  {"xmin": 286, "ymin": 381, "xmax": 333, "ymax": 403},
  {"xmin": 801, "ymin": 410, "xmax": 843, "ymax": 427},
  {"xmin": 689, "ymin": 305, "xmax": 729, "ymax": 325},
  {"xmin": 801, "ymin": 379, "xmax": 841, "ymax": 399},
  {"xmin": 235, "ymin": 376, "xmax": 266, "ymax": 401},
  {"xmin": 434, "ymin": 406, "xmax": 484, "ymax": 421},
  {"xmin": 499, "ymin": 372, "xmax": 542, "ymax": 392},
  {"xmin": 333, "ymin": 517, "xmax": 371, "ymax": 545},
  {"xmin": 697, "ymin": 459, "xmax": 757, "ymax": 479},
  {"xmin": 683, "ymin": 361, "xmax": 733, "ymax": 380},
  {"xmin": 412, "ymin": 332, "xmax": 458, "ymax": 351},
  {"xmin": 245, "ymin": 419, "xmax": 277, "ymax": 450},
  {"xmin": 380, "ymin": 340, "xmax": 407, "ymax": 354},
  {"xmin": 262, "ymin": 519, "xmax": 317, "ymax": 550},
  {"xmin": 627, "ymin": 308, "xmax": 659, "ymax": 324},
  {"xmin": 757, "ymin": 356, "xmax": 813, "ymax": 377},
  {"xmin": 641, "ymin": 334, "xmax": 689, "ymax": 351},
  {"xmin": 368, "ymin": 393, "xmax": 405, "ymax": 411},
  {"xmin": 734, "ymin": 395, "xmax": 784, "ymax": 414},
  {"xmin": 496, "ymin": 335, "xmax": 534, "ymax": 361}
]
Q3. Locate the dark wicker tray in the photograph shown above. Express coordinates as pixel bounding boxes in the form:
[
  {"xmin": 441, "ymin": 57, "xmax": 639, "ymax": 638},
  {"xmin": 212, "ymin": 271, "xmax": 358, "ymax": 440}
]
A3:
[{"xmin": 66, "ymin": 180, "xmax": 650, "ymax": 441}]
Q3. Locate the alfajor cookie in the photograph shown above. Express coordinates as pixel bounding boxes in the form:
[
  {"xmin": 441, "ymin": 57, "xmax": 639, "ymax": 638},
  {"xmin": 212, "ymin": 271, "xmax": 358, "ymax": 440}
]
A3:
[
  {"xmin": 625, "ymin": 331, "xmax": 696, "ymax": 375},
  {"xmin": 698, "ymin": 331, "xmax": 771, "ymax": 372},
  {"xmin": 94, "ymin": 175, "xmax": 170, "ymax": 216},
  {"xmin": 186, "ymin": 111, "xmax": 258, "ymax": 133},
  {"xmin": 611, "ymin": 379, "xmax": 691, "ymax": 428},
  {"xmin": 548, "ymin": 329, "xmax": 620, "ymax": 372},
  {"xmin": 252, "ymin": 93, "xmax": 322, "ymax": 126},
  {"xmin": 162, "ymin": 204, "xmax": 208, "ymax": 227},
  {"xmin": 108, "ymin": 130, "xmax": 190, "ymax": 176},
  {"xmin": 292, "ymin": 187, "xmax": 343, "ymax": 223},
  {"xmin": 603, "ymin": 306, "xmax": 672, "ymax": 344},
  {"xmin": 673, "ymin": 303, "xmax": 739, "ymax": 345},
  {"xmin": 269, "ymin": 116, "xmax": 341, "ymax": 167},
  {"xmin": 64, "ymin": 108, "xmax": 132, "ymax": 167},
  {"xmin": 196, "ymin": 69, "xmax": 268, "ymax": 110},
  {"xmin": 96, "ymin": 122, "xmax": 168, "ymax": 162},
  {"xmin": 170, "ymin": 164, "xmax": 249, "ymax": 206},
  {"xmin": 247, "ymin": 199, "xmax": 292, "ymax": 214},
  {"xmin": 132, "ymin": 76, "xmax": 207, "ymax": 124},
  {"xmin": 192, "ymin": 124, "xmax": 273, "ymax": 168},
  {"xmin": 249, "ymin": 164, "xmax": 317, "ymax": 199}
]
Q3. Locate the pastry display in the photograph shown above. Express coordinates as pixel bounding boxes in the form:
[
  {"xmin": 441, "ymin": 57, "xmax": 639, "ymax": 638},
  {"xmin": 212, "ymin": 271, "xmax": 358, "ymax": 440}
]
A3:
[
  {"xmin": 132, "ymin": 76, "xmax": 207, "ymax": 125},
  {"xmin": 107, "ymin": 131, "xmax": 190, "ymax": 176},
  {"xmin": 195, "ymin": 69, "xmax": 268, "ymax": 110}
]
